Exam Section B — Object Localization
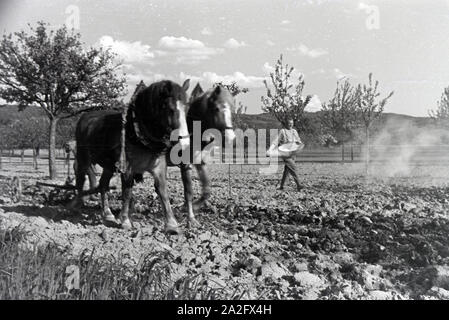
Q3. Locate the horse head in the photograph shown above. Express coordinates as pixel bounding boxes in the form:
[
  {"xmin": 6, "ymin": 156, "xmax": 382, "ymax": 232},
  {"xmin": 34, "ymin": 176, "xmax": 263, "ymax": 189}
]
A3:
[
  {"xmin": 189, "ymin": 83, "xmax": 236, "ymax": 143},
  {"xmin": 134, "ymin": 79, "xmax": 190, "ymax": 149}
]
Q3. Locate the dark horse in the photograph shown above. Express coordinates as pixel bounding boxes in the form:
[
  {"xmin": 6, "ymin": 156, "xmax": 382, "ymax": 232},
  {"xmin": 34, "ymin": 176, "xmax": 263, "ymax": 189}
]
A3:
[
  {"xmin": 167, "ymin": 83, "xmax": 236, "ymax": 227},
  {"xmin": 71, "ymin": 80, "xmax": 190, "ymax": 233}
]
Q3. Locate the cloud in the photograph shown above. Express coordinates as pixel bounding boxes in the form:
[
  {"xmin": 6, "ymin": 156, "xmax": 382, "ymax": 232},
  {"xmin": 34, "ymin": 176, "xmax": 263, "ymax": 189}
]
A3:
[
  {"xmin": 280, "ymin": 20, "xmax": 291, "ymax": 25},
  {"xmin": 126, "ymin": 71, "xmax": 166, "ymax": 85},
  {"xmin": 201, "ymin": 27, "xmax": 213, "ymax": 36},
  {"xmin": 98, "ymin": 35, "xmax": 154, "ymax": 63},
  {"xmin": 287, "ymin": 44, "xmax": 328, "ymax": 58},
  {"xmin": 333, "ymin": 68, "xmax": 352, "ymax": 80},
  {"xmin": 156, "ymin": 36, "xmax": 223, "ymax": 64},
  {"xmin": 263, "ymin": 62, "xmax": 304, "ymax": 79},
  {"xmin": 158, "ymin": 36, "xmax": 205, "ymax": 49},
  {"xmin": 266, "ymin": 40, "xmax": 275, "ymax": 46},
  {"xmin": 305, "ymin": 95, "xmax": 323, "ymax": 112},
  {"xmin": 263, "ymin": 62, "xmax": 275, "ymax": 75},
  {"xmin": 223, "ymin": 38, "xmax": 247, "ymax": 49}
]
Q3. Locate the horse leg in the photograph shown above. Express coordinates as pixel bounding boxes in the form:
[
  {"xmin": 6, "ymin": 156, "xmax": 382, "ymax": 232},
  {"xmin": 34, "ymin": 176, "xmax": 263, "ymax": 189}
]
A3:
[
  {"xmin": 193, "ymin": 163, "xmax": 211, "ymax": 211},
  {"xmin": 87, "ymin": 164, "xmax": 98, "ymax": 190},
  {"xmin": 181, "ymin": 164, "xmax": 199, "ymax": 228},
  {"xmin": 67, "ymin": 158, "xmax": 88, "ymax": 210},
  {"xmin": 118, "ymin": 172, "xmax": 134, "ymax": 230},
  {"xmin": 99, "ymin": 169, "xmax": 115, "ymax": 223},
  {"xmin": 152, "ymin": 160, "xmax": 179, "ymax": 234}
]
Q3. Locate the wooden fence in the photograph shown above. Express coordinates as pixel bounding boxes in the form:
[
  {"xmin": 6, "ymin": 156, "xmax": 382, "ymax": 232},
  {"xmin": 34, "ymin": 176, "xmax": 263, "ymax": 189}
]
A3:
[{"xmin": 1, "ymin": 145, "xmax": 449, "ymax": 175}]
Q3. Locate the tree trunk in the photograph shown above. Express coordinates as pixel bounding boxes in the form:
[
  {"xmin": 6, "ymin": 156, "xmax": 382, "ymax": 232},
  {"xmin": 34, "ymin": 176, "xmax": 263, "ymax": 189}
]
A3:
[
  {"xmin": 48, "ymin": 117, "xmax": 59, "ymax": 179},
  {"xmin": 0, "ymin": 148, "xmax": 2, "ymax": 169},
  {"xmin": 21, "ymin": 149, "xmax": 25, "ymax": 163}
]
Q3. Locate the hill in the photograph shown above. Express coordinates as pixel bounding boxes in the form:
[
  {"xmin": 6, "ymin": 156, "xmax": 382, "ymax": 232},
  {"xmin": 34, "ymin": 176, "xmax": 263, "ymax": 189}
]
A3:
[{"xmin": 1, "ymin": 104, "xmax": 447, "ymax": 146}]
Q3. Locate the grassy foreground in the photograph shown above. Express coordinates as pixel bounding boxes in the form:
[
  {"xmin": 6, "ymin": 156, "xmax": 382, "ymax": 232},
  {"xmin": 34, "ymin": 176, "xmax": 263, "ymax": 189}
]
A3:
[{"xmin": 0, "ymin": 227, "xmax": 243, "ymax": 300}]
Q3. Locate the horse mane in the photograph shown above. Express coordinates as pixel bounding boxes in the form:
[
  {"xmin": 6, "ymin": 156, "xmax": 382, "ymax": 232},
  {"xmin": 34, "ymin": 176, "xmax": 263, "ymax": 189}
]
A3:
[{"xmin": 126, "ymin": 80, "xmax": 186, "ymax": 152}]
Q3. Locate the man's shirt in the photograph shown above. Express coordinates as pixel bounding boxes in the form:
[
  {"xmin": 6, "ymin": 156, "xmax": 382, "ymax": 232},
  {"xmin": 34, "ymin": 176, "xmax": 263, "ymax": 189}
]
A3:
[{"xmin": 271, "ymin": 128, "xmax": 302, "ymax": 148}]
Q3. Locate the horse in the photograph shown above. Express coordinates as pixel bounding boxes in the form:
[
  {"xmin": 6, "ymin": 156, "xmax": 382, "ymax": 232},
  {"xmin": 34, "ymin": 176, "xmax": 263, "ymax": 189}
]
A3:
[
  {"xmin": 167, "ymin": 83, "xmax": 236, "ymax": 228},
  {"xmin": 71, "ymin": 79, "xmax": 191, "ymax": 234}
]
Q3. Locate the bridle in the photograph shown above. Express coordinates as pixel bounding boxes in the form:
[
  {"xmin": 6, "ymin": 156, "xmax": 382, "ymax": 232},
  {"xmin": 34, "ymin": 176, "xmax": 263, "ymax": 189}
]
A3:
[{"xmin": 130, "ymin": 107, "xmax": 188, "ymax": 149}]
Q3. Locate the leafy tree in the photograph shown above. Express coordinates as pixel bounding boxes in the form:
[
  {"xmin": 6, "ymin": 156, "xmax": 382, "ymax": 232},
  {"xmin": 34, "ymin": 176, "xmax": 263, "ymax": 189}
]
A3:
[
  {"xmin": 429, "ymin": 86, "xmax": 449, "ymax": 127},
  {"xmin": 7, "ymin": 118, "xmax": 48, "ymax": 168},
  {"xmin": 261, "ymin": 55, "xmax": 313, "ymax": 135},
  {"xmin": 0, "ymin": 21, "xmax": 126, "ymax": 178},
  {"xmin": 355, "ymin": 73, "xmax": 394, "ymax": 174}
]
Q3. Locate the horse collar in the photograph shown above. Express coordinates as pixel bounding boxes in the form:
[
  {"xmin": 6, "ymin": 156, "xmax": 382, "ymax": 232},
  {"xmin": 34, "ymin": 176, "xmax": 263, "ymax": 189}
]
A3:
[{"xmin": 130, "ymin": 109, "xmax": 154, "ymax": 148}]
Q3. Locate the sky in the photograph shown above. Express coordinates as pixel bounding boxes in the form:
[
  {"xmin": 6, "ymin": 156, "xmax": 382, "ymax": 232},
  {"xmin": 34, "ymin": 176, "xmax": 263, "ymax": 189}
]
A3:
[{"xmin": 1, "ymin": 0, "xmax": 449, "ymax": 116}]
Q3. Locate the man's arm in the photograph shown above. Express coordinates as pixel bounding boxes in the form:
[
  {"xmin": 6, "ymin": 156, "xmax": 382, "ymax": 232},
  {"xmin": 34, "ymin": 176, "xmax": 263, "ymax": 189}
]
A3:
[{"xmin": 293, "ymin": 129, "xmax": 303, "ymax": 145}]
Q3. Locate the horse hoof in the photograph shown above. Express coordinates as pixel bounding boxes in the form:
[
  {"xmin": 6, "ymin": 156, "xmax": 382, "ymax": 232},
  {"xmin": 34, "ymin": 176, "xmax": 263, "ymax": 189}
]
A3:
[
  {"xmin": 121, "ymin": 219, "xmax": 132, "ymax": 230},
  {"xmin": 187, "ymin": 218, "xmax": 200, "ymax": 229},
  {"xmin": 193, "ymin": 201, "xmax": 204, "ymax": 211},
  {"xmin": 67, "ymin": 199, "xmax": 83, "ymax": 210},
  {"xmin": 104, "ymin": 213, "xmax": 117, "ymax": 224},
  {"xmin": 165, "ymin": 224, "xmax": 180, "ymax": 235}
]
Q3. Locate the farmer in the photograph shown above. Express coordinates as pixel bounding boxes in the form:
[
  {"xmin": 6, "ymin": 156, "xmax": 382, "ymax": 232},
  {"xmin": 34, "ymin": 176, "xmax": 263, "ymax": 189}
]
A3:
[{"xmin": 269, "ymin": 118, "xmax": 304, "ymax": 191}]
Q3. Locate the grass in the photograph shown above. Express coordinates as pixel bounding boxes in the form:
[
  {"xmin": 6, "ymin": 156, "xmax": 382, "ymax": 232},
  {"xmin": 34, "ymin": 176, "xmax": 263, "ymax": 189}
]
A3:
[{"xmin": 0, "ymin": 227, "xmax": 246, "ymax": 300}]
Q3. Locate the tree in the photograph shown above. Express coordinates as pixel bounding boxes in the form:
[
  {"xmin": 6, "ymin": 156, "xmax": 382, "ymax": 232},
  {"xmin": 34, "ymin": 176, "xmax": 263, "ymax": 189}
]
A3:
[
  {"xmin": 214, "ymin": 81, "xmax": 249, "ymax": 130},
  {"xmin": 0, "ymin": 21, "xmax": 126, "ymax": 178},
  {"xmin": 7, "ymin": 118, "xmax": 48, "ymax": 168},
  {"xmin": 319, "ymin": 80, "xmax": 359, "ymax": 155},
  {"xmin": 355, "ymin": 73, "xmax": 394, "ymax": 174},
  {"xmin": 429, "ymin": 86, "xmax": 449, "ymax": 127},
  {"xmin": 261, "ymin": 55, "xmax": 312, "ymax": 135}
]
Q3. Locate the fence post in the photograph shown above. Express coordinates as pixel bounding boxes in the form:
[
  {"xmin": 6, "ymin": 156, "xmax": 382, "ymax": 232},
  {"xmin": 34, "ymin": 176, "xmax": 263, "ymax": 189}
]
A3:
[
  {"xmin": 341, "ymin": 144, "xmax": 345, "ymax": 162},
  {"xmin": 351, "ymin": 145, "xmax": 354, "ymax": 162}
]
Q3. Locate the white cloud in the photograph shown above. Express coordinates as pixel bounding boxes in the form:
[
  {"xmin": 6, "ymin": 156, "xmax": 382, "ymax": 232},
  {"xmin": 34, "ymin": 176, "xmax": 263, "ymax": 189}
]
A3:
[
  {"xmin": 358, "ymin": 3, "xmax": 370, "ymax": 10},
  {"xmin": 179, "ymin": 72, "xmax": 202, "ymax": 84},
  {"xmin": 263, "ymin": 62, "xmax": 304, "ymax": 80},
  {"xmin": 201, "ymin": 27, "xmax": 213, "ymax": 36},
  {"xmin": 287, "ymin": 44, "xmax": 328, "ymax": 58},
  {"xmin": 223, "ymin": 38, "xmax": 247, "ymax": 49},
  {"xmin": 281, "ymin": 20, "xmax": 291, "ymax": 25},
  {"xmin": 98, "ymin": 35, "xmax": 154, "ymax": 63},
  {"xmin": 126, "ymin": 71, "xmax": 166, "ymax": 85},
  {"xmin": 156, "ymin": 36, "xmax": 223, "ymax": 64},
  {"xmin": 263, "ymin": 62, "xmax": 275, "ymax": 75},
  {"xmin": 158, "ymin": 36, "xmax": 205, "ymax": 49},
  {"xmin": 266, "ymin": 40, "xmax": 275, "ymax": 46},
  {"xmin": 333, "ymin": 68, "xmax": 352, "ymax": 80},
  {"xmin": 305, "ymin": 95, "xmax": 323, "ymax": 112}
]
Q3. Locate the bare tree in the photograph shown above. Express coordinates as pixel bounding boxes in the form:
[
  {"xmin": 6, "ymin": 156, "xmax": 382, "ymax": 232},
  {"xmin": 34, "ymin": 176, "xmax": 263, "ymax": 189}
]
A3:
[
  {"xmin": 320, "ymin": 80, "xmax": 358, "ymax": 142},
  {"xmin": 261, "ymin": 55, "xmax": 312, "ymax": 133},
  {"xmin": 0, "ymin": 21, "xmax": 126, "ymax": 178},
  {"xmin": 355, "ymin": 73, "xmax": 394, "ymax": 174}
]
